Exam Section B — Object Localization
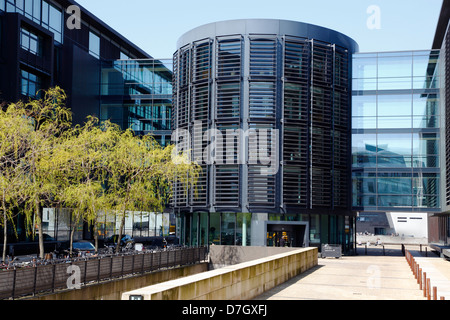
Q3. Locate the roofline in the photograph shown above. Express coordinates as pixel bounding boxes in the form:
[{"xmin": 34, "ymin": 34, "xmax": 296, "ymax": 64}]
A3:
[
  {"xmin": 57, "ymin": 0, "xmax": 152, "ymax": 59},
  {"xmin": 431, "ymin": 0, "xmax": 450, "ymax": 49}
]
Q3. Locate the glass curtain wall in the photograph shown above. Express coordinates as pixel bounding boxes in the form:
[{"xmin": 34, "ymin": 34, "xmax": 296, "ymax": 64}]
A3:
[
  {"xmin": 100, "ymin": 59, "xmax": 173, "ymax": 146},
  {"xmin": 352, "ymin": 51, "xmax": 441, "ymax": 212},
  {"xmin": 4, "ymin": 0, "xmax": 63, "ymax": 43}
]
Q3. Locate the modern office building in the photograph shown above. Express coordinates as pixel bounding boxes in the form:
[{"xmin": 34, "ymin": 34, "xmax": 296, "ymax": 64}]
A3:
[
  {"xmin": 1, "ymin": 0, "xmax": 449, "ymax": 253},
  {"xmin": 0, "ymin": 0, "xmax": 175, "ymax": 244},
  {"xmin": 352, "ymin": 0, "xmax": 450, "ymax": 248},
  {"xmin": 172, "ymin": 19, "xmax": 358, "ymax": 252},
  {"xmin": 0, "ymin": 0, "xmax": 152, "ymax": 125},
  {"xmin": 431, "ymin": 0, "xmax": 450, "ymax": 246},
  {"xmin": 352, "ymin": 50, "xmax": 442, "ymax": 237},
  {"xmin": 100, "ymin": 58, "xmax": 173, "ymax": 146}
]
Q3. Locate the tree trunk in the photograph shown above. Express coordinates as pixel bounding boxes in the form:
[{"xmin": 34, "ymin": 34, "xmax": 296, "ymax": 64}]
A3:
[
  {"xmin": 36, "ymin": 202, "xmax": 44, "ymax": 259},
  {"xmin": 69, "ymin": 224, "xmax": 75, "ymax": 257},
  {"xmin": 2, "ymin": 190, "xmax": 7, "ymax": 262},
  {"xmin": 93, "ymin": 218, "xmax": 99, "ymax": 253},
  {"xmin": 116, "ymin": 185, "xmax": 131, "ymax": 254},
  {"xmin": 69, "ymin": 211, "xmax": 78, "ymax": 257},
  {"xmin": 116, "ymin": 211, "xmax": 126, "ymax": 254}
]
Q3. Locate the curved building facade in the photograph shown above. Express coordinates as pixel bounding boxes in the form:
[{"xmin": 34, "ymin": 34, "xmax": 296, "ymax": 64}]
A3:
[{"xmin": 172, "ymin": 19, "xmax": 358, "ymax": 251}]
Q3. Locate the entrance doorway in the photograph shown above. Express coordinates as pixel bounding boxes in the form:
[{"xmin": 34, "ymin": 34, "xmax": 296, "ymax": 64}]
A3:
[{"xmin": 266, "ymin": 223, "xmax": 307, "ymax": 247}]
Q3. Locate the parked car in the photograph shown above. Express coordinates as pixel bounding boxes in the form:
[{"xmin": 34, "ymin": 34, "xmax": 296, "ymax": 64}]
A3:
[
  {"xmin": 104, "ymin": 234, "xmax": 134, "ymax": 247},
  {"xmin": 72, "ymin": 240, "xmax": 96, "ymax": 256}
]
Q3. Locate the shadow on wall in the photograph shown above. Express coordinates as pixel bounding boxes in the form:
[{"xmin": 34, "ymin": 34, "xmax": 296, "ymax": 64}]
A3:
[{"xmin": 208, "ymin": 245, "xmax": 300, "ymax": 270}]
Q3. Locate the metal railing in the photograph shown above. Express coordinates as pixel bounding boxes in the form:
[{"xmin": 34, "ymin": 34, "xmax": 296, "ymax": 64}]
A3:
[{"xmin": 0, "ymin": 247, "xmax": 208, "ymax": 300}]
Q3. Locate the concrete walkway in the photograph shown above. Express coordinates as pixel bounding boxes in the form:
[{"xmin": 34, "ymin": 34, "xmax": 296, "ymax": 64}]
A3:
[
  {"xmin": 255, "ymin": 247, "xmax": 449, "ymax": 300},
  {"xmin": 408, "ymin": 249, "xmax": 450, "ymax": 300}
]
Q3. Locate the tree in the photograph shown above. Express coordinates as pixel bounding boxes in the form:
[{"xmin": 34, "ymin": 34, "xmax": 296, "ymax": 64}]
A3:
[
  {"xmin": 0, "ymin": 103, "xmax": 33, "ymax": 261},
  {"xmin": 106, "ymin": 131, "xmax": 200, "ymax": 253},
  {"xmin": 59, "ymin": 117, "xmax": 117, "ymax": 253},
  {"xmin": 0, "ymin": 86, "xmax": 200, "ymax": 259},
  {"xmin": 19, "ymin": 87, "xmax": 72, "ymax": 258}
]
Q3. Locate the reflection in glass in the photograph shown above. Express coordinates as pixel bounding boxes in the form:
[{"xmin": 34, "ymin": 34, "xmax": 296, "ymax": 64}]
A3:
[
  {"xmin": 377, "ymin": 117, "xmax": 412, "ymax": 129},
  {"xmin": 377, "ymin": 133, "xmax": 412, "ymax": 156},
  {"xmin": 352, "ymin": 51, "xmax": 441, "ymax": 211},
  {"xmin": 378, "ymin": 55, "xmax": 412, "ymax": 78},
  {"xmin": 378, "ymin": 94, "xmax": 411, "ymax": 116},
  {"xmin": 221, "ymin": 213, "xmax": 236, "ymax": 245},
  {"xmin": 352, "ymin": 95, "xmax": 376, "ymax": 117}
]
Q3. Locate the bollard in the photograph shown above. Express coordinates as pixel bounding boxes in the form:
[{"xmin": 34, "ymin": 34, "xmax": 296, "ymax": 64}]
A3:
[
  {"xmin": 433, "ymin": 287, "xmax": 437, "ymax": 301},
  {"xmin": 441, "ymin": 296, "xmax": 445, "ymax": 300},
  {"xmin": 416, "ymin": 264, "xmax": 420, "ymax": 283},
  {"xmin": 419, "ymin": 268, "xmax": 422, "ymax": 289},
  {"xmin": 427, "ymin": 278, "xmax": 431, "ymax": 300},
  {"xmin": 423, "ymin": 272, "xmax": 427, "ymax": 297}
]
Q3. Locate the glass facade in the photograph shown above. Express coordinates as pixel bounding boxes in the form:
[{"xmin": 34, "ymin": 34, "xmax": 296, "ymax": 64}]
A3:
[
  {"xmin": 89, "ymin": 30, "xmax": 100, "ymax": 59},
  {"xmin": 3, "ymin": 0, "xmax": 63, "ymax": 43},
  {"xmin": 100, "ymin": 59, "xmax": 173, "ymax": 146},
  {"xmin": 352, "ymin": 50, "xmax": 441, "ymax": 212}
]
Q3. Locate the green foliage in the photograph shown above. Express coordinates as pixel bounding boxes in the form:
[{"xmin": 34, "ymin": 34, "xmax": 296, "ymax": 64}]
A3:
[{"xmin": 0, "ymin": 87, "xmax": 199, "ymax": 258}]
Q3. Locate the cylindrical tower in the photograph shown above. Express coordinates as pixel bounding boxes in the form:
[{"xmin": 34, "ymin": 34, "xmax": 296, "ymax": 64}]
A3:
[{"xmin": 172, "ymin": 19, "xmax": 358, "ymax": 248}]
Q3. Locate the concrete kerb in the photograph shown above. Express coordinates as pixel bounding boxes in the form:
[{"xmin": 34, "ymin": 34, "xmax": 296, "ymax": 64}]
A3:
[{"xmin": 121, "ymin": 247, "xmax": 318, "ymax": 300}]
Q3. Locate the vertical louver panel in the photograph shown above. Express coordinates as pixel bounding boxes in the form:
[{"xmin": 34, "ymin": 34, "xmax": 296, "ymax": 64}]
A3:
[
  {"xmin": 446, "ymin": 29, "xmax": 450, "ymax": 206},
  {"xmin": 249, "ymin": 82, "xmax": 276, "ymax": 119},
  {"xmin": 193, "ymin": 41, "xmax": 212, "ymax": 83},
  {"xmin": 178, "ymin": 90, "xmax": 190, "ymax": 128},
  {"xmin": 248, "ymin": 166, "xmax": 276, "ymax": 206},
  {"xmin": 284, "ymin": 37, "xmax": 310, "ymax": 82},
  {"xmin": 248, "ymin": 123, "xmax": 277, "ymax": 206},
  {"xmin": 192, "ymin": 84, "xmax": 210, "ymax": 122},
  {"xmin": 282, "ymin": 37, "xmax": 310, "ymax": 207},
  {"xmin": 333, "ymin": 47, "xmax": 350, "ymax": 208},
  {"xmin": 310, "ymin": 42, "xmax": 334, "ymax": 207},
  {"xmin": 216, "ymin": 37, "xmax": 242, "ymax": 80},
  {"xmin": 179, "ymin": 47, "xmax": 191, "ymax": 89},
  {"xmin": 216, "ymin": 82, "xmax": 241, "ymax": 119},
  {"xmin": 215, "ymin": 123, "xmax": 241, "ymax": 165},
  {"xmin": 214, "ymin": 165, "xmax": 240, "ymax": 207},
  {"xmin": 249, "ymin": 37, "xmax": 277, "ymax": 78}
]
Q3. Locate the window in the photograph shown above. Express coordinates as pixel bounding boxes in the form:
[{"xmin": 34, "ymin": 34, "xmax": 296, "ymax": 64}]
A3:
[
  {"xmin": 21, "ymin": 69, "xmax": 41, "ymax": 98},
  {"xmin": 20, "ymin": 27, "xmax": 42, "ymax": 56},
  {"xmin": 0, "ymin": 0, "xmax": 5, "ymax": 11},
  {"xmin": 24, "ymin": 0, "xmax": 41, "ymax": 23},
  {"xmin": 120, "ymin": 51, "xmax": 130, "ymax": 60},
  {"xmin": 42, "ymin": 0, "xmax": 62, "ymax": 43},
  {"xmin": 89, "ymin": 31, "xmax": 100, "ymax": 58}
]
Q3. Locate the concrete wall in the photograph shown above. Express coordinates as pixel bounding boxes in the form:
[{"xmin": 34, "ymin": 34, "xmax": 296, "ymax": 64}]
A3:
[
  {"xmin": 122, "ymin": 247, "xmax": 318, "ymax": 300},
  {"xmin": 30, "ymin": 263, "xmax": 208, "ymax": 300},
  {"xmin": 209, "ymin": 245, "xmax": 301, "ymax": 269},
  {"xmin": 387, "ymin": 212, "xmax": 428, "ymax": 238}
]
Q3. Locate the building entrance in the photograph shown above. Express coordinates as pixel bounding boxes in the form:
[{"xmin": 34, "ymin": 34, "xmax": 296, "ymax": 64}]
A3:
[{"xmin": 266, "ymin": 224, "xmax": 306, "ymax": 247}]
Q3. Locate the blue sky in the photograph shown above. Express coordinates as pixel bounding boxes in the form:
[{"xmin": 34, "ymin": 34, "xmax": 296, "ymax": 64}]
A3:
[{"xmin": 76, "ymin": 0, "xmax": 443, "ymax": 58}]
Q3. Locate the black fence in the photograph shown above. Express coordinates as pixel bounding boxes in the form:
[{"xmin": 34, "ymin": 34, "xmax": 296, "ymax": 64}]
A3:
[{"xmin": 0, "ymin": 247, "xmax": 208, "ymax": 300}]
